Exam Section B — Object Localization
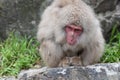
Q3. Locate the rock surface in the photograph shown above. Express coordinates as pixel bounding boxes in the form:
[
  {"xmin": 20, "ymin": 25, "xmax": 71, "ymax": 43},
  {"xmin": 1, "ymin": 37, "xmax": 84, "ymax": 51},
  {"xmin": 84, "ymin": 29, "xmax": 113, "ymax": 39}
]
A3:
[
  {"xmin": 0, "ymin": 0, "xmax": 120, "ymax": 40},
  {"xmin": 18, "ymin": 63, "xmax": 120, "ymax": 80},
  {"xmin": 0, "ymin": 0, "xmax": 43, "ymax": 39},
  {"xmin": 0, "ymin": 76, "xmax": 17, "ymax": 80}
]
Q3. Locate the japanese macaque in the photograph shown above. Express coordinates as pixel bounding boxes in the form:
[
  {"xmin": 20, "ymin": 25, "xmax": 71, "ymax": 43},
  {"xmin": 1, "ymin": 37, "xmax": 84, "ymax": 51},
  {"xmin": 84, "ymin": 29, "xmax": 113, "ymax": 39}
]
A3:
[{"xmin": 37, "ymin": 0, "xmax": 105, "ymax": 67}]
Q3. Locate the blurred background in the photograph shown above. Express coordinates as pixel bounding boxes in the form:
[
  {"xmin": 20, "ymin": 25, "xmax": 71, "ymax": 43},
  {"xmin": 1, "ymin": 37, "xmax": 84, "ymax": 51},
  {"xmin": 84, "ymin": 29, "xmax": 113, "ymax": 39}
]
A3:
[{"xmin": 0, "ymin": 0, "xmax": 120, "ymax": 41}]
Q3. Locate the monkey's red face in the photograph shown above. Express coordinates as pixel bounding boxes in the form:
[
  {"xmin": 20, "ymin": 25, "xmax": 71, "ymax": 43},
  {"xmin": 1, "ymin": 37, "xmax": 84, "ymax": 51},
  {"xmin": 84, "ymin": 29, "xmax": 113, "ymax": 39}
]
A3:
[{"xmin": 65, "ymin": 24, "xmax": 83, "ymax": 45}]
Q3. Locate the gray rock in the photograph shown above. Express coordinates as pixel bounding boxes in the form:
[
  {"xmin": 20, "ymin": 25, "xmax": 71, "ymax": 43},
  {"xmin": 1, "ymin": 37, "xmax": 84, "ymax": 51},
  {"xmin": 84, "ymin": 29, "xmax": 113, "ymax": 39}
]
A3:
[
  {"xmin": 96, "ymin": 0, "xmax": 120, "ymax": 41},
  {"xmin": 0, "ymin": 0, "xmax": 43, "ymax": 39},
  {"xmin": 83, "ymin": 0, "xmax": 118, "ymax": 13},
  {"xmin": 0, "ymin": 76, "xmax": 17, "ymax": 80},
  {"xmin": 18, "ymin": 63, "xmax": 120, "ymax": 80}
]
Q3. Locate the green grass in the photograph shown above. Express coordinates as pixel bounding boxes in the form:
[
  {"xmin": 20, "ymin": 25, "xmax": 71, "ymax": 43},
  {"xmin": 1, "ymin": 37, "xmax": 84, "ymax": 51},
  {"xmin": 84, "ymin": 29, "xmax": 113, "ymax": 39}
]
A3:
[
  {"xmin": 101, "ymin": 26, "xmax": 120, "ymax": 63},
  {"xmin": 0, "ymin": 33, "xmax": 40, "ymax": 76},
  {"xmin": 0, "ymin": 26, "xmax": 120, "ymax": 76}
]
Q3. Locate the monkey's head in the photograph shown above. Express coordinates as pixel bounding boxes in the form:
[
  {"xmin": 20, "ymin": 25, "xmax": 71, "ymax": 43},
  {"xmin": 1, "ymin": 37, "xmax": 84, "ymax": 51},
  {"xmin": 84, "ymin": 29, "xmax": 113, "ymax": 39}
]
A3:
[{"xmin": 39, "ymin": 0, "xmax": 100, "ymax": 48}]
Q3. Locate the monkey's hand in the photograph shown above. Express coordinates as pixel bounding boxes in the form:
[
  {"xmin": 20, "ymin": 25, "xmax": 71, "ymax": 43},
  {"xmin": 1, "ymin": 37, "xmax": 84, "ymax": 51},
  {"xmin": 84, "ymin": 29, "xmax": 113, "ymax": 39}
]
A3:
[{"xmin": 59, "ymin": 56, "xmax": 82, "ymax": 67}]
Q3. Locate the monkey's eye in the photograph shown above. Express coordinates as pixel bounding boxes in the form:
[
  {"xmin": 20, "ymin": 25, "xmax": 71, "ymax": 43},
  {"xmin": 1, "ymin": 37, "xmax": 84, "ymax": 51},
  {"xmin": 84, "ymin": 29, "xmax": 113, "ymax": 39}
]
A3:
[
  {"xmin": 66, "ymin": 26, "xmax": 73, "ymax": 31},
  {"xmin": 75, "ymin": 29, "xmax": 81, "ymax": 31},
  {"xmin": 75, "ymin": 29, "xmax": 82, "ymax": 33}
]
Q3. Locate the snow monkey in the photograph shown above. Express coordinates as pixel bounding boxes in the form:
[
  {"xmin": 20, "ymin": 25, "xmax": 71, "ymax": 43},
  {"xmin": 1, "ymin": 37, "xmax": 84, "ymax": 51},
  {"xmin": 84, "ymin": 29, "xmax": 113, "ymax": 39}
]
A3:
[{"xmin": 37, "ymin": 0, "xmax": 105, "ymax": 67}]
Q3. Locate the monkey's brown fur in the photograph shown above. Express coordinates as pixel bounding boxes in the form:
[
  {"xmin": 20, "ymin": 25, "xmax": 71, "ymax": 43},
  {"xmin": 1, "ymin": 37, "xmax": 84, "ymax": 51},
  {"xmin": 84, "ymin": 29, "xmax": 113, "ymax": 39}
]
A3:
[{"xmin": 37, "ymin": 0, "xmax": 105, "ymax": 67}]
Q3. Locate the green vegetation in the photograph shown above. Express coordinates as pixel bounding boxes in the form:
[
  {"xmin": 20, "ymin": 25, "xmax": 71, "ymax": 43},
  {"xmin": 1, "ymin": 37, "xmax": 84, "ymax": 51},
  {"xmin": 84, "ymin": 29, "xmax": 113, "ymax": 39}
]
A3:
[
  {"xmin": 0, "ymin": 26, "xmax": 120, "ymax": 76},
  {"xmin": 0, "ymin": 33, "xmax": 40, "ymax": 76},
  {"xmin": 101, "ymin": 26, "xmax": 120, "ymax": 63}
]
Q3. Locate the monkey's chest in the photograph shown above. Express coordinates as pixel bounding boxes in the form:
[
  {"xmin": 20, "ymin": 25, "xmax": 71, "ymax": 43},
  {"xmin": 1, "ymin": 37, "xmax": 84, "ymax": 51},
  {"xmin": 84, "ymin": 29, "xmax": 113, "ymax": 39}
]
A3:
[
  {"xmin": 65, "ymin": 50, "xmax": 77, "ymax": 57},
  {"xmin": 62, "ymin": 44, "xmax": 83, "ymax": 57},
  {"xmin": 64, "ymin": 49, "xmax": 83, "ymax": 57}
]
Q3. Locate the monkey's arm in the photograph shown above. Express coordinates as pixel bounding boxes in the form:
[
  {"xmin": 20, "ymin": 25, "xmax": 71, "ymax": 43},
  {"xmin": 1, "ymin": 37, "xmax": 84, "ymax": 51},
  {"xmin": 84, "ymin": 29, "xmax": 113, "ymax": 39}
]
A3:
[
  {"xmin": 39, "ymin": 40, "xmax": 64, "ymax": 67},
  {"xmin": 81, "ymin": 35, "xmax": 105, "ymax": 66}
]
